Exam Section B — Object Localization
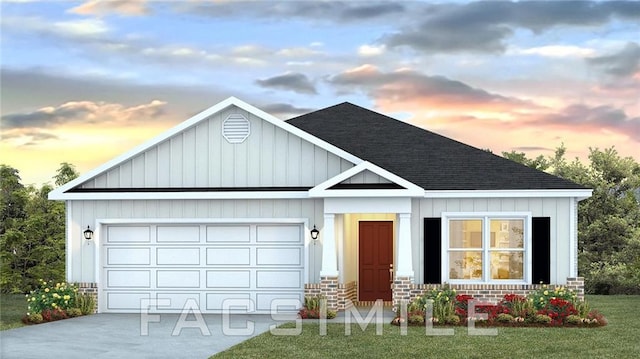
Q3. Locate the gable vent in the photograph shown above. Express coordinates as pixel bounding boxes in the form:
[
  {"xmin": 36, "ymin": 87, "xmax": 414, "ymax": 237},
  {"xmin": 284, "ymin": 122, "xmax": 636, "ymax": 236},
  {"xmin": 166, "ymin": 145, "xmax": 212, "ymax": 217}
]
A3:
[{"xmin": 222, "ymin": 114, "xmax": 250, "ymax": 143}]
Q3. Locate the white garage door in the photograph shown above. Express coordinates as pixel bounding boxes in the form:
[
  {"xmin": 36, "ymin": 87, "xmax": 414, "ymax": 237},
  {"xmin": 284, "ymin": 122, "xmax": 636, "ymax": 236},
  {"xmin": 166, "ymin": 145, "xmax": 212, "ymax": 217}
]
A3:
[{"xmin": 101, "ymin": 223, "xmax": 304, "ymax": 313}]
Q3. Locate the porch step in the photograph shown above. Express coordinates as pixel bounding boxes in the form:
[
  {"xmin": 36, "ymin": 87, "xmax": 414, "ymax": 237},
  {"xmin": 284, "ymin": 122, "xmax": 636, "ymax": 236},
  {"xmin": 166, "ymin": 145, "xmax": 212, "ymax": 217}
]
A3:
[{"xmin": 353, "ymin": 301, "xmax": 394, "ymax": 307}]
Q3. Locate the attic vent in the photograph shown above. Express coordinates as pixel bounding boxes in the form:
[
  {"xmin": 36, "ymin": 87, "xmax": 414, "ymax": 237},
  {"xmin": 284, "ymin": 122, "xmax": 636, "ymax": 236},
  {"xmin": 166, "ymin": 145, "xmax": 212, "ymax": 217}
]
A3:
[{"xmin": 222, "ymin": 114, "xmax": 250, "ymax": 143}]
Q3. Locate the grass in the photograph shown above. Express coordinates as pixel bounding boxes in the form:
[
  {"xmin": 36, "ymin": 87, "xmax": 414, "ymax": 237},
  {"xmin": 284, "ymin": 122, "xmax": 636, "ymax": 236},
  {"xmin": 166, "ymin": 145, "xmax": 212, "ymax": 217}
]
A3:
[
  {"xmin": 212, "ymin": 295, "xmax": 640, "ymax": 359},
  {"xmin": 0, "ymin": 293, "xmax": 27, "ymax": 331}
]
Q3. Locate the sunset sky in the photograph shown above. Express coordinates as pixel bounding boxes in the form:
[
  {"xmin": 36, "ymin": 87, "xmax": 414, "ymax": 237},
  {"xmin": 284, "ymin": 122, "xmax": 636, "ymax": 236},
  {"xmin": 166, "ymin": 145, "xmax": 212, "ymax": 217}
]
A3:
[{"xmin": 1, "ymin": 0, "xmax": 639, "ymax": 186}]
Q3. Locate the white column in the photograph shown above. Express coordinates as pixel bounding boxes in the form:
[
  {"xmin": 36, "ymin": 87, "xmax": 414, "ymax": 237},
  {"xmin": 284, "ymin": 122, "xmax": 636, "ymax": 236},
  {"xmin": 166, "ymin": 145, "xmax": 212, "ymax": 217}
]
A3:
[
  {"xmin": 320, "ymin": 213, "xmax": 338, "ymax": 277},
  {"xmin": 396, "ymin": 213, "xmax": 414, "ymax": 277}
]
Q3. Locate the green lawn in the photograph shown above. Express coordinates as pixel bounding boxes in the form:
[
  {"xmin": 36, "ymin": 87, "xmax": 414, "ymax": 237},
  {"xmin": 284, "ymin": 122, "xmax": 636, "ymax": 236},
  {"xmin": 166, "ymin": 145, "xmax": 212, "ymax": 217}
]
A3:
[
  {"xmin": 212, "ymin": 295, "xmax": 640, "ymax": 359},
  {"xmin": 0, "ymin": 294, "xmax": 27, "ymax": 331}
]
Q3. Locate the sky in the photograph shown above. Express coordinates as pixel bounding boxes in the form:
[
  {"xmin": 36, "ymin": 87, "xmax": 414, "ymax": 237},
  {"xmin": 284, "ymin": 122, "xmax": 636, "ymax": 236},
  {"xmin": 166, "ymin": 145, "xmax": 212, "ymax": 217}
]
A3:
[{"xmin": 1, "ymin": 0, "xmax": 639, "ymax": 187}]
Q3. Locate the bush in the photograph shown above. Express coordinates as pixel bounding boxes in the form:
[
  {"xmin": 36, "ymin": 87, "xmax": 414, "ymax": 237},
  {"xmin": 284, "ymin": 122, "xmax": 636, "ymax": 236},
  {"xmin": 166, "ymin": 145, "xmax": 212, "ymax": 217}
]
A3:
[
  {"xmin": 75, "ymin": 292, "xmax": 95, "ymax": 315},
  {"xmin": 497, "ymin": 313, "xmax": 514, "ymax": 323},
  {"xmin": 26, "ymin": 280, "xmax": 78, "ymax": 315},
  {"xmin": 529, "ymin": 285, "xmax": 577, "ymax": 310},
  {"xmin": 67, "ymin": 308, "xmax": 83, "ymax": 317},
  {"xmin": 565, "ymin": 315, "xmax": 582, "ymax": 325},
  {"xmin": 444, "ymin": 315, "xmax": 460, "ymax": 325},
  {"xmin": 534, "ymin": 314, "xmax": 552, "ymax": 324},
  {"xmin": 298, "ymin": 295, "xmax": 336, "ymax": 319},
  {"xmin": 408, "ymin": 314, "xmax": 424, "ymax": 324},
  {"xmin": 24, "ymin": 313, "xmax": 43, "ymax": 324}
]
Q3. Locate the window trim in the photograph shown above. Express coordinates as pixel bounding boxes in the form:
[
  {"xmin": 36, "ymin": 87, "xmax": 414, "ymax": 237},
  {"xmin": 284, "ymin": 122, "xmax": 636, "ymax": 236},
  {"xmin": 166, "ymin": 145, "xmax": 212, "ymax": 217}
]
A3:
[{"xmin": 441, "ymin": 212, "xmax": 532, "ymax": 284}]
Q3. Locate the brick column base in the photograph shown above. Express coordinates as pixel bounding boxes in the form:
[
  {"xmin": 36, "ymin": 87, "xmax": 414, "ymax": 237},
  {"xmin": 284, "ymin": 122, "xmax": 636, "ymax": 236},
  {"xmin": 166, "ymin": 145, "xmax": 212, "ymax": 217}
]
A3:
[
  {"xmin": 566, "ymin": 277, "xmax": 585, "ymax": 301},
  {"xmin": 392, "ymin": 276, "xmax": 414, "ymax": 307},
  {"xmin": 320, "ymin": 276, "xmax": 339, "ymax": 310}
]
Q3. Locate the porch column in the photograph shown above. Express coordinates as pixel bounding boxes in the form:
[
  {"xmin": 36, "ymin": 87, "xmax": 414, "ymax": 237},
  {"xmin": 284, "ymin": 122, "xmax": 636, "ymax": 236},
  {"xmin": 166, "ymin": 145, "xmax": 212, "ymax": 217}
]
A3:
[
  {"xmin": 320, "ymin": 213, "xmax": 338, "ymax": 277},
  {"xmin": 396, "ymin": 213, "xmax": 414, "ymax": 277},
  {"xmin": 319, "ymin": 213, "xmax": 338, "ymax": 310}
]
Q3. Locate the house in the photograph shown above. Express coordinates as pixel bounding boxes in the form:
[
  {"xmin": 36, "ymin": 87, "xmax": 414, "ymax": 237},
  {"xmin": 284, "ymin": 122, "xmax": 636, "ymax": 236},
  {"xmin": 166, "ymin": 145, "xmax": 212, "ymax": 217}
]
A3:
[{"xmin": 49, "ymin": 97, "xmax": 592, "ymax": 313}]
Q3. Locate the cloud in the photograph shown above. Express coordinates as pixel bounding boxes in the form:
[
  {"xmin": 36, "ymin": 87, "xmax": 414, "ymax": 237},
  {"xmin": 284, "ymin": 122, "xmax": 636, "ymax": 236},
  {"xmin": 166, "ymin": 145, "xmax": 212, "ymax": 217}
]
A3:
[
  {"xmin": 512, "ymin": 45, "xmax": 595, "ymax": 58},
  {"xmin": 383, "ymin": 1, "xmax": 640, "ymax": 53},
  {"xmin": 328, "ymin": 65, "xmax": 532, "ymax": 111},
  {"xmin": 588, "ymin": 42, "xmax": 640, "ymax": 77},
  {"xmin": 1, "ymin": 16, "xmax": 110, "ymax": 39},
  {"xmin": 2, "ymin": 100, "xmax": 167, "ymax": 130},
  {"xmin": 256, "ymin": 72, "xmax": 317, "ymax": 95},
  {"xmin": 262, "ymin": 103, "xmax": 315, "ymax": 119},
  {"xmin": 358, "ymin": 44, "xmax": 386, "ymax": 57},
  {"xmin": 69, "ymin": 0, "xmax": 151, "ymax": 17},
  {"xmin": 179, "ymin": 1, "xmax": 406, "ymax": 23},
  {"xmin": 535, "ymin": 104, "xmax": 640, "ymax": 141}
]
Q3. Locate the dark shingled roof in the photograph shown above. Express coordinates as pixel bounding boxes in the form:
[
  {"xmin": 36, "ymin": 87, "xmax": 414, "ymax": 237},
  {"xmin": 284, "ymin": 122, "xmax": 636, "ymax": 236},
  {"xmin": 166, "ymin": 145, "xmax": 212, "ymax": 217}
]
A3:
[{"xmin": 287, "ymin": 102, "xmax": 586, "ymax": 190}]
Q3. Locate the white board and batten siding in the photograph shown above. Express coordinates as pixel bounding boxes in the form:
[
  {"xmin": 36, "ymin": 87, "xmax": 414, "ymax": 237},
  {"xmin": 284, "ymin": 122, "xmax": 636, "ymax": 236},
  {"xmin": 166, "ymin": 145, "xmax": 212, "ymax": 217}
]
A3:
[
  {"xmin": 102, "ymin": 222, "xmax": 304, "ymax": 313},
  {"xmin": 412, "ymin": 197, "xmax": 573, "ymax": 284},
  {"xmin": 79, "ymin": 105, "xmax": 354, "ymax": 189}
]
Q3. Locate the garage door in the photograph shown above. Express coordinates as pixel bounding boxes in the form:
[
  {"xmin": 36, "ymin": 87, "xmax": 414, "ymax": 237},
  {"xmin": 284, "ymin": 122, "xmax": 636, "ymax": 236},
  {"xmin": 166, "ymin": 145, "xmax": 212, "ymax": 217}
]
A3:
[{"xmin": 101, "ymin": 223, "xmax": 304, "ymax": 313}]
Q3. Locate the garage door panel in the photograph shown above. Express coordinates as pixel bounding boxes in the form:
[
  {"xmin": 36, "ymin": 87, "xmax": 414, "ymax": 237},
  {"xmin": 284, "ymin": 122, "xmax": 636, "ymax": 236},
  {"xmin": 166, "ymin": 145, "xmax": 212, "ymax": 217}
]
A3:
[
  {"xmin": 256, "ymin": 270, "xmax": 302, "ymax": 288},
  {"xmin": 256, "ymin": 247, "xmax": 301, "ymax": 266},
  {"xmin": 108, "ymin": 270, "xmax": 150, "ymax": 288},
  {"xmin": 107, "ymin": 292, "xmax": 150, "ymax": 310},
  {"xmin": 256, "ymin": 225, "xmax": 301, "ymax": 243},
  {"xmin": 108, "ymin": 226, "xmax": 150, "ymax": 243},
  {"xmin": 207, "ymin": 270, "xmax": 250, "ymax": 288},
  {"xmin": 157, "ymin": 226, "xmax": 200, "ymax": 242},
  {"xmin": 156, "ymin": 293, "xmax": 200, "ymax": 310},
  {"xmin": 256, "ymin": 293, "xmax": 303, "ymax": 312},
  {"xmin": 156, "ymin": 248, "xmax": 200, "ymax": 265},
  {"xmin": 107, "ymin": 248, "xmax": 150, "ymax": 265},
  {"xmin": 157, "ymin": 270, "xmax": 200, "ymax": 288},
  {"xmin": 207, "ymin": 248, "xmax": 250, "ymax": 265},
  {"xmin": 207, "ymin": 225, "xmax": 250, "ymax": 243},
  {"xmin": 206, "ymin": 293, "xmax": 251, "ymax": 311}
]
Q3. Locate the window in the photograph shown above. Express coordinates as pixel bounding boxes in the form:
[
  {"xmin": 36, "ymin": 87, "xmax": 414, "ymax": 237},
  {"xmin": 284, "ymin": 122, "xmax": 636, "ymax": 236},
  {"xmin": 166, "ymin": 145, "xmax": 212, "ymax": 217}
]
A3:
[{"xmin": 444, "ymin": 213, "xmax": 530, "ymax": 283}]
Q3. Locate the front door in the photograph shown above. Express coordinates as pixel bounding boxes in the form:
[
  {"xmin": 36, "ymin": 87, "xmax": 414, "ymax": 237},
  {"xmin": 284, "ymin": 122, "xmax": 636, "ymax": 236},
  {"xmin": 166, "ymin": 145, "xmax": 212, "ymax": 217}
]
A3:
[{"xmin": 358, "ymin": 221, "xmax": 393, "ymax": 301}]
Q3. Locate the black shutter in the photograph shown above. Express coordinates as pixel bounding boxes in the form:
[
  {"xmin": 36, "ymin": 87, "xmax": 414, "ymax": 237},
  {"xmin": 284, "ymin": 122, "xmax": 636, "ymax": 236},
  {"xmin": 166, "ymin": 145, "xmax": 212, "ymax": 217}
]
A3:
[
  {"xmin": 532, "ymin": 217, "xmax": 551, "ymax": 284},
  {"xmin": 424, "ymin": 218, "xmax": 441, "ymax": 284}
]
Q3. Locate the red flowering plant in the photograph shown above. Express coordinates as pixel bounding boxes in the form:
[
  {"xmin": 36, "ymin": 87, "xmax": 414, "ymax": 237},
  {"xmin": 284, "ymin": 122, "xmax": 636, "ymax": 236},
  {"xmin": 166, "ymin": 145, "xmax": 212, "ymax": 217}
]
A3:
[
  {"xmin": 537, "ymin": 298, "xmax": 578, "ymax": 326},
  {"xmin": 454, "ymin": 294, "xmax": 474, "ymax": 319}
]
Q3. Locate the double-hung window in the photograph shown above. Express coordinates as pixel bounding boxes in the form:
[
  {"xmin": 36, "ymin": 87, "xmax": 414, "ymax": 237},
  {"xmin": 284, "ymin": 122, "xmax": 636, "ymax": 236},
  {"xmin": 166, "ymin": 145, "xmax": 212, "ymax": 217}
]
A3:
[{"xmin": 443, "ymin": 213, "xmax": 531, "ymax": 283}]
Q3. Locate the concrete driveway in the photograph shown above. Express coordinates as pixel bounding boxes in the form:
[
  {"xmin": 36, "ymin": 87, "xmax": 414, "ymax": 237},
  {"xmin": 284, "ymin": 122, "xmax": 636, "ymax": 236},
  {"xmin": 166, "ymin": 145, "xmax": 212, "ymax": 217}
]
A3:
[{"xmin": 0, "ymin": 313, "xmax": 281, "ymax": 359}]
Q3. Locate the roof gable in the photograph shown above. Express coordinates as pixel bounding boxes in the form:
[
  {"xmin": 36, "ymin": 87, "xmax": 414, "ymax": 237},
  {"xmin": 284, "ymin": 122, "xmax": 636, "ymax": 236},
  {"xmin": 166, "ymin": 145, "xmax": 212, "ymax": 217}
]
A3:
[
  {"xmin": 287, "ymin": 103, "xmax": 587, "ymax": 191},
  {"xmin": 50, "ymin": 97, "xmax": 362, "ymax": 200},
  {"xmin": 310, "ymin": 161, "xmax": 424, "ymax": 197}
]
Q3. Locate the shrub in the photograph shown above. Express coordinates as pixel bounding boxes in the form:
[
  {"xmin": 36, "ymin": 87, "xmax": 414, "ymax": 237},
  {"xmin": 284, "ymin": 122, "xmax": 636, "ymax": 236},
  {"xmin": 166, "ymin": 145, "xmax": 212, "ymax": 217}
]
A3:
[
  {"xmin": 534, "ymin": 314, "xmax": 552, "ymax": 324},
  {"xmin": 75, "ymin": 292, "xmax": 96, "ymax": 315},
  {"xmin": 444, "ymin": 315, "xmax": 460, "ymax": 325},
  {"xmin": 496, "ymin": 313, "xmax": 514, "ymax": 323},
  {"xmin": 67, "ymin": 308, "xmax": 83, "ymax": 317},
  {"xmin": 298, "ymin": 295, "xmax": 336, "ymax": 319},
  {"xmin": 408, "ymin": 314, "xmax": 425, "ymax": 324},
  {"xmin": 529, "ymin": 285, "xmax": 577, "ymax": 310},
  {"xmin": 24, "ymin": 313, "xmax": 43, "ymax": 324},
  {"xmin": 565, "ymin": 315, "xmax": 582, "ymax": 325},
  {"xmin": 26, "ymin": 280, "xmax": 78, "ymax": 315},
  {"xmin": 41, "ymin": 308, "xmax": 67, "ymax": 322},
  {"xmin": 537, "ymin": 298, "xmax": 578, "ymax": 325}
]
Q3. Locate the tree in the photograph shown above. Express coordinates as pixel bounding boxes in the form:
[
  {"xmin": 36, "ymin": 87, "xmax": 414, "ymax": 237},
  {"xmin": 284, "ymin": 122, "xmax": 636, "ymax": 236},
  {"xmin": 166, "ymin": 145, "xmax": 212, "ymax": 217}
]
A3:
[
  {"xmin": 0, "ymin": 163, "xmax": 77, "ymax": 293},
  {"xmin": 501, "ymin": 150, "xmax": 550, "ymax": 171},
  {"xmin": 0, "ymin": 165, "xmax": 28, "ymax": 236},
  {"xmin": 53, "ymin": 162, "xmax": 79, "ymax": 187},
  {"xmin": 503, "ymin": 146, "xmax": 640, "ymax": 294}
]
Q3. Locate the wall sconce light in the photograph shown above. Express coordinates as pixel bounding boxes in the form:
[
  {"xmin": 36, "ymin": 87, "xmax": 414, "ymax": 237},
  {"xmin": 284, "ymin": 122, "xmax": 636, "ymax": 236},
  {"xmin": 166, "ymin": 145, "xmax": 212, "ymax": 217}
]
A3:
[
  {"xmin": 83, "ymin": 226, "xmax": 94, "ymax": 241},
  {"xmin": 310, "ymin": 225, "xmax": 320, "ymax": 242}
]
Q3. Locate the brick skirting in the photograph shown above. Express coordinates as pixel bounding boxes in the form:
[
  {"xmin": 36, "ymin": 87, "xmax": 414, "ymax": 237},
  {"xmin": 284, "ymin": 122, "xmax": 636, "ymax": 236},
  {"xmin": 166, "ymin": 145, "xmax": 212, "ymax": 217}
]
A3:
[
  {"xmin": 399, "ymin": 277, "xmax": 585, "ymax": 305},
  {"xmin": 305, "ymin": 280, "xmax": 358, "ymax": 310}
]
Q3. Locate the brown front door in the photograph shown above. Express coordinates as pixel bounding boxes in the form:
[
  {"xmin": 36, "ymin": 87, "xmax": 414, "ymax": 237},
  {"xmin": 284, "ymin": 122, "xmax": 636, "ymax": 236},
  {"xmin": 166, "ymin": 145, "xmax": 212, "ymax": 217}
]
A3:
[{"xmin": 358, "ymin": 221, "xmax": 393, "ymax": 301}]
